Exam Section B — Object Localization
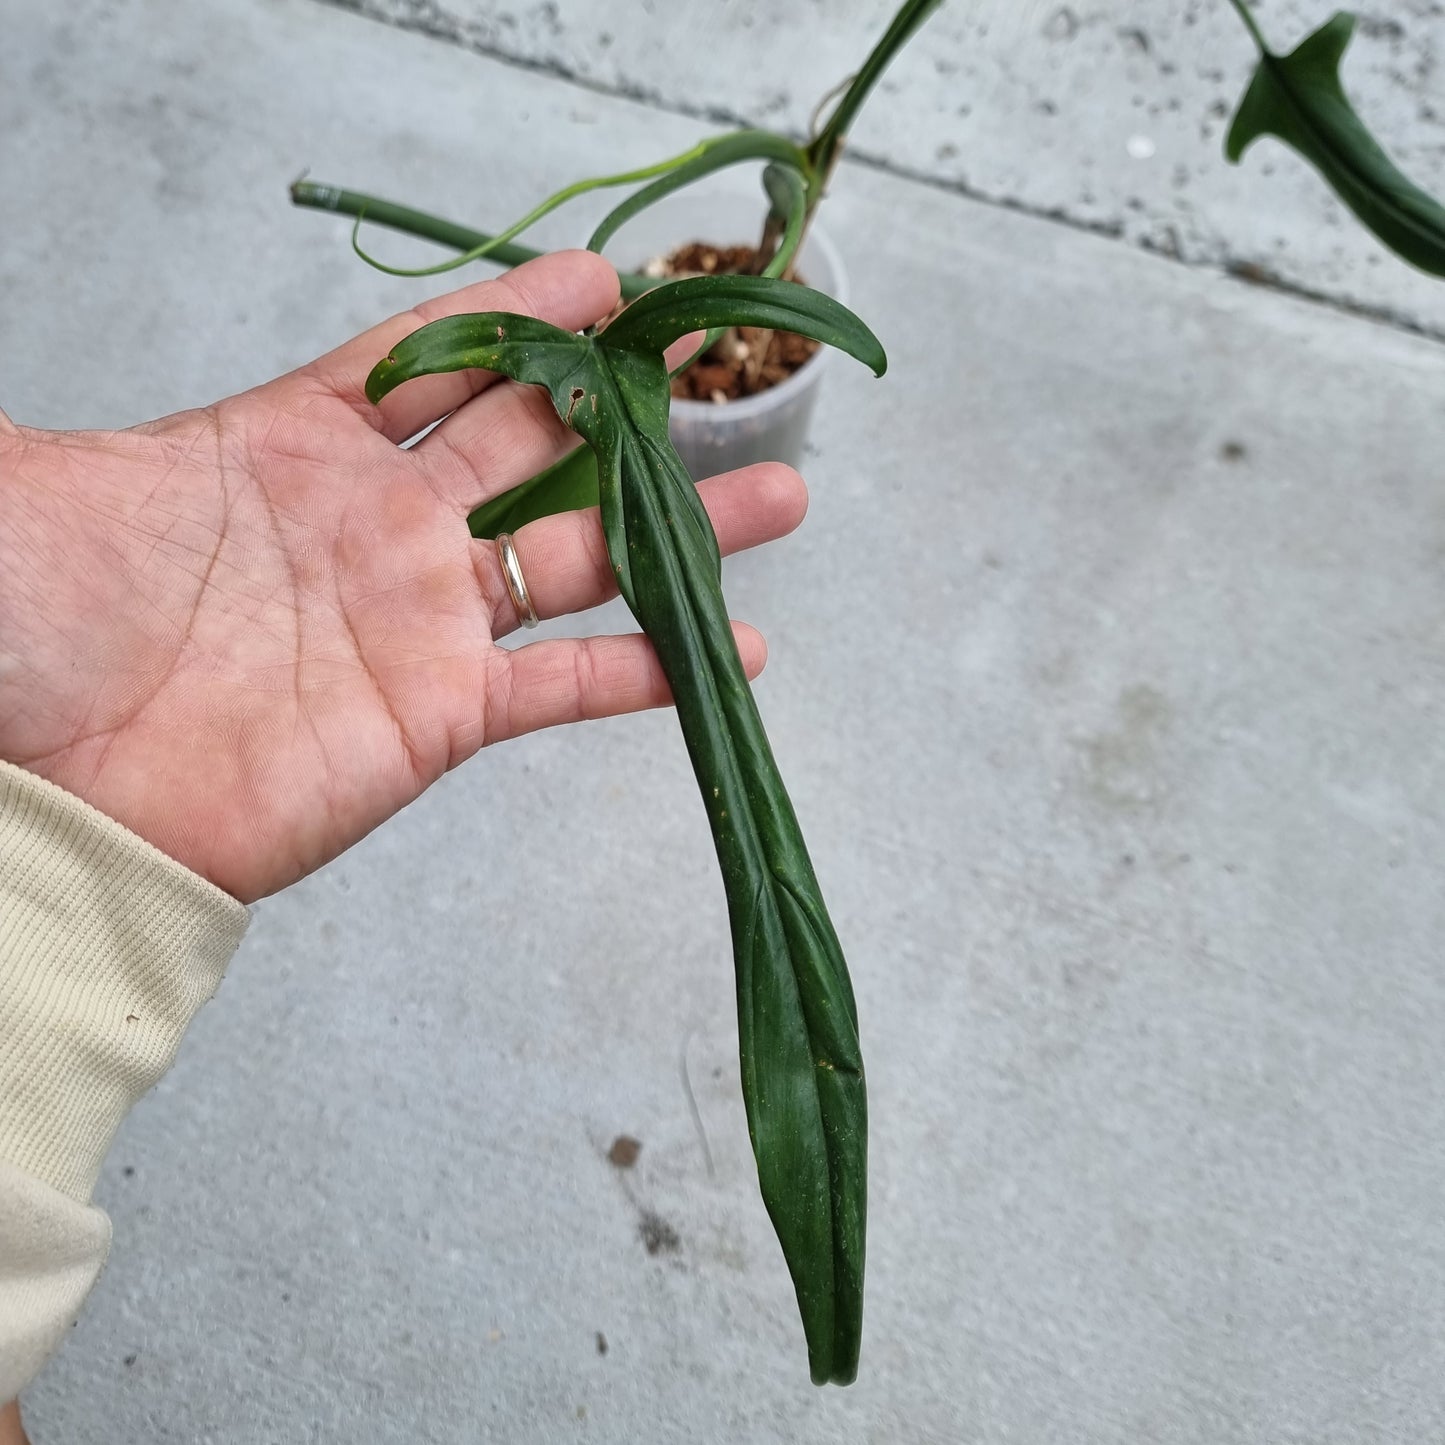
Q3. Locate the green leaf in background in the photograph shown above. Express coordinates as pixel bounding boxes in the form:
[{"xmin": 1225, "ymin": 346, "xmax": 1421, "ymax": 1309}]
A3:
[
  {"xmin": 367, "ymin": 276, "xmax": 885, "ymax": 1385},
  {"xmin": 1226, "ymin": 10, "xmax": 1445, "ymax": 276}
]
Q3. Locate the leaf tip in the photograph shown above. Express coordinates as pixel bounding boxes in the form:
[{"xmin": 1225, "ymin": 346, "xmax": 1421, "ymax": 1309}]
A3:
[{"xmin": 363, "ymin": 355, "xmax": 397, "ymax": 405}]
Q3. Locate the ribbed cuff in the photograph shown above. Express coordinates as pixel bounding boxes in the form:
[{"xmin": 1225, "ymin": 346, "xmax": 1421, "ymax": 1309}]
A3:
[
  {"xmin": 0, "ymin": 761, "xmax": 250, "ymax": 1203},
  {"xmin": 0, "ymin": 1159, "xmax": 111, "ymax": 1402}
]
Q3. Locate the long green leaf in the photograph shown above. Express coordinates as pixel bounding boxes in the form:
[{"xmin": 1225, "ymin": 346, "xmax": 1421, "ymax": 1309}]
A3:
[
  {"xmin": 1226, "ymin": 10, "xmax": 1445, "ymax": 276},
  {"xmin": 366, "ymin": 276, "xmax": 885, "ymax": 1385}
]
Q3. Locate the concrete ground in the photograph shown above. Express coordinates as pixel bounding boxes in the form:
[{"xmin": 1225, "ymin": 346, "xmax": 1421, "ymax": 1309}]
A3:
[{"xmin": 4, "ymin": 1, "xmax": 1445, "ymax": 1441}]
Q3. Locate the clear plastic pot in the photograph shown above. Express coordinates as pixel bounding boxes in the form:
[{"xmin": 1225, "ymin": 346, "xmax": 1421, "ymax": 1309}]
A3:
[{"xmin": 608, "ymin": 189, "xmax": 847, "ymax": 479}]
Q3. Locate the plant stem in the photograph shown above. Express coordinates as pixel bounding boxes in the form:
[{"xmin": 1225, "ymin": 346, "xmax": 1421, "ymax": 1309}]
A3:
[
  {"xmin": 805, "ymin": 0, "xmax": 945, "ymax": 176},
  {"xmin": 1225, "ymin": 0, "xmax": 1269, "ymax": 52},
  {"xmin": 352, "ymin": 142, "xmax": 717, "ymax": 280},
  {"xmin": 290, "ymin": 180, "xmax": 655, "ymax": 298}
]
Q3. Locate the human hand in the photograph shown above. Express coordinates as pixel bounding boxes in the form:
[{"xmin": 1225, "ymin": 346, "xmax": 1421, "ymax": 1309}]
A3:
[
  {"xmin": 0, "ymin": 1400, "xmax": 27, "ymax": 1445},
  {"xmin": 0, "ymin": 251, "xmax": 805, "ymax": 903}
]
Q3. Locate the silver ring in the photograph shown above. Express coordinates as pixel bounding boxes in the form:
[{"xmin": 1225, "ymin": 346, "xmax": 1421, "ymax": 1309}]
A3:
[{"xmin": 495, "ymin": 532, "xmax": 539, "ymax": 629}]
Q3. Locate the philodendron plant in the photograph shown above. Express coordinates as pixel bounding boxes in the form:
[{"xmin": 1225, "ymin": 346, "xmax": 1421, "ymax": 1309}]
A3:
[
  {"xmin": 297, "ymin": 0, "xmax": 1445, "ymax": 1388},
  {"xmin": 300, "ymin": 0, "xmax": 942, "ymax": 1390},
  {"xmin": 367, "ymin": 282, "xmax": 881, "ymax": 1384}
]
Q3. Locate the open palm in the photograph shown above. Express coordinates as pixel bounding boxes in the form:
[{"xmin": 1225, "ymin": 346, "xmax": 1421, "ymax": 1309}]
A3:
[{"xmin": 0, "ymin": 252, "xmax": 803, "ymax": 903}]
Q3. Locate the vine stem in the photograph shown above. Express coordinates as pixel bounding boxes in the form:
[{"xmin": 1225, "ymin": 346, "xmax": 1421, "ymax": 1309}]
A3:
[
  {"xmin": 805, "ymin": 0, "xmax": 945, "ymax": 178},
  {"xmin": 1225, "ymin": 0, "xmax": 1270, "ymax": 53},
  {"xmin": 349, "ymin": 142, "xmax": 714, "ymax": 280},
  {"xmin": 289, "ymin": 180, "xmax": 655, "ymax": 298}
]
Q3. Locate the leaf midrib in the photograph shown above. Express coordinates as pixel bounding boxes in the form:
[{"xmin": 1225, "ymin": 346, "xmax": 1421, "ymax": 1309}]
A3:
[{"xmin": 1260, "ymin": 36, "xmax": 1444, "ymax": 248}]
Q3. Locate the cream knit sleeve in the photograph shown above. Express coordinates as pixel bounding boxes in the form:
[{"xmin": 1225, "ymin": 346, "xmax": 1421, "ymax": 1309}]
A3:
[{"xmin": 0, "ymin": 760, "xmax": 249, "ymax": 1401}]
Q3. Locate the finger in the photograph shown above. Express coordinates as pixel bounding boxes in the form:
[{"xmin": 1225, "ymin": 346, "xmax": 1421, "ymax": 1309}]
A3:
[
  {"xmin": 414, "ymin": 376, "xmax": 582, "ymax": 513},
  {"xmin": 302, "ymin": 250, "xmax": 620, "ymax": 441},
  {"xmin": 476, "ymin": 463, "xmax": 808, "ymax": 635},
  {"xmin": 664, "ymin": 331, "xmax": 707, "ymax": 373},
  {"xmin": 487, "ymin": 622, "xmax": 767, "ymax": 744}
]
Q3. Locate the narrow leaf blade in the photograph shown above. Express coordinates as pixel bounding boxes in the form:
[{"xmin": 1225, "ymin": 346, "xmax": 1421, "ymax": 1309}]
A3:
[
  {"xmin": 604, "ymin": 274, "xmax": 887, "ymax": 377},
  {"xmin": 369, "ymin": 292, "xmax": 882, "ymax": 1385},
  {"xmin": 578, "ymin": 364, "xmax": 867, "ymax": 1382},
  {"xmin": 365, "ymin": 312, "xmax": 589, "ymax": 404}
]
